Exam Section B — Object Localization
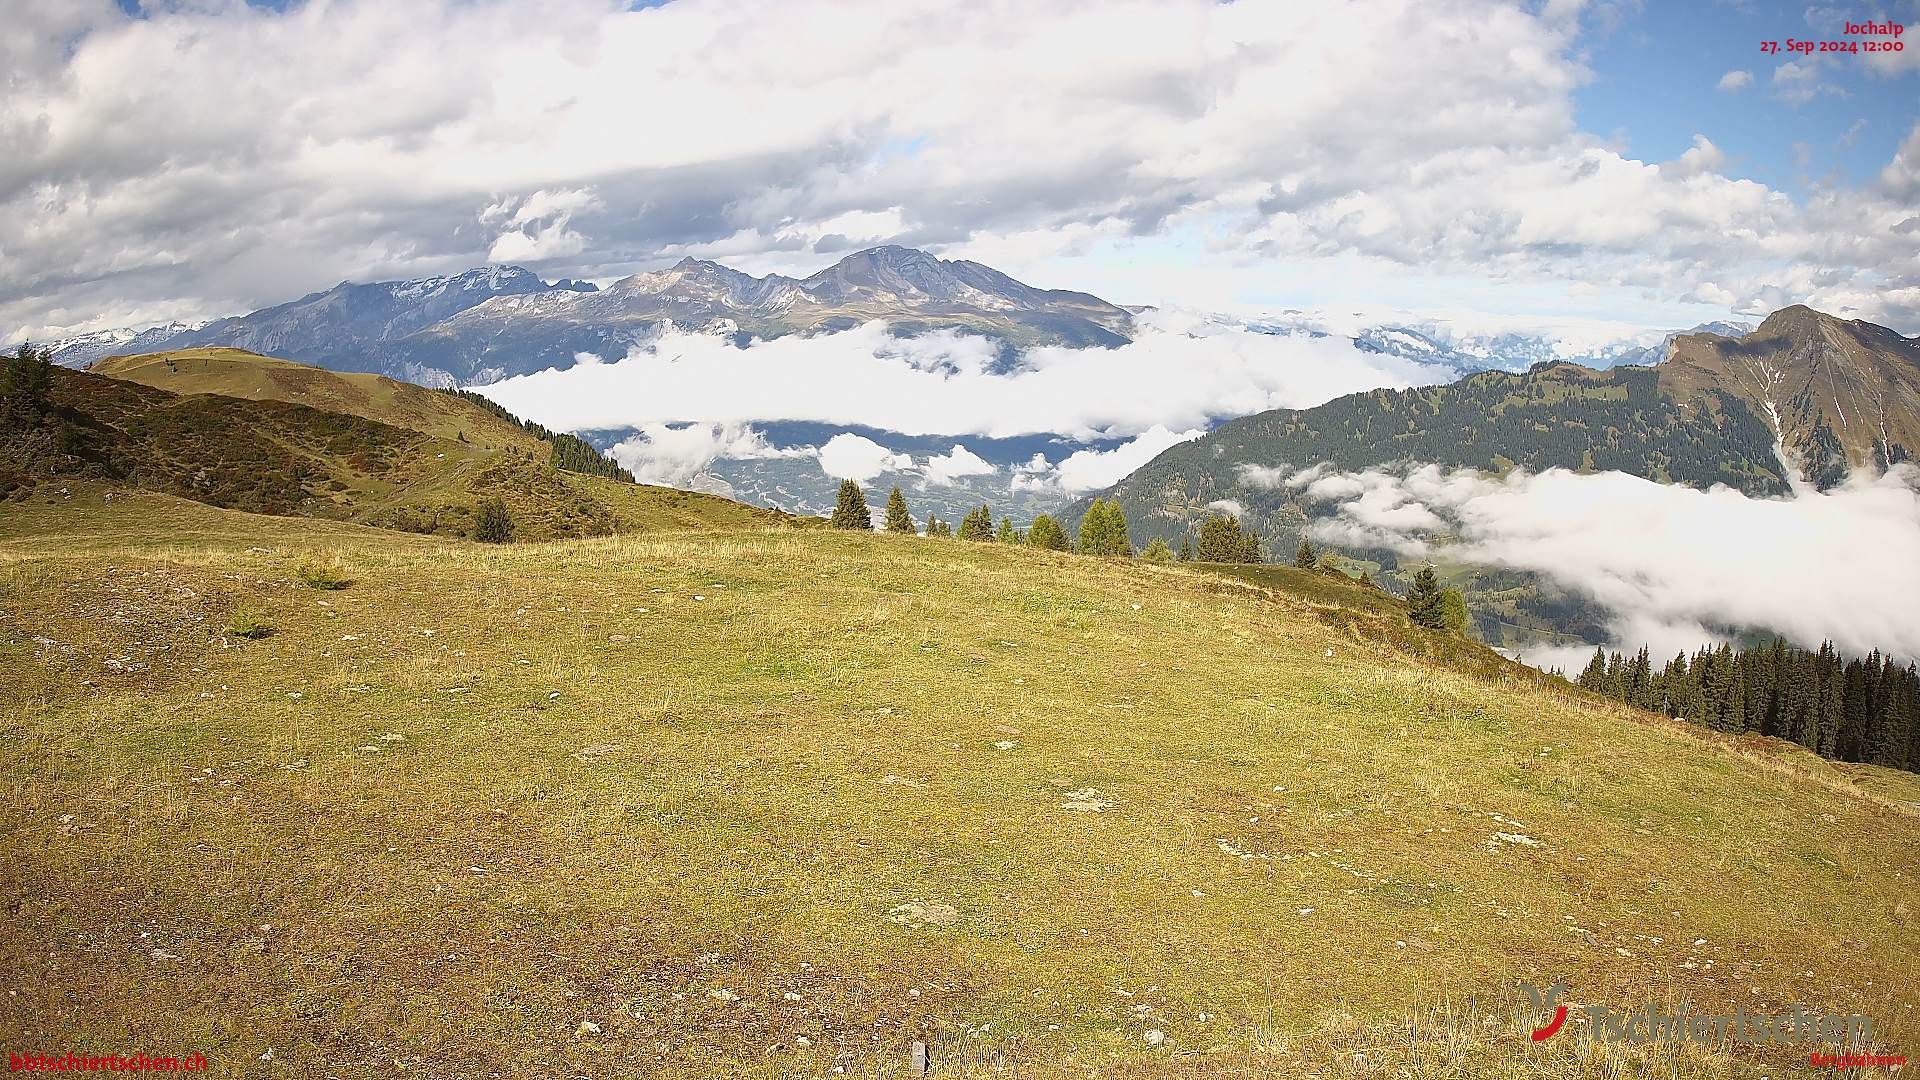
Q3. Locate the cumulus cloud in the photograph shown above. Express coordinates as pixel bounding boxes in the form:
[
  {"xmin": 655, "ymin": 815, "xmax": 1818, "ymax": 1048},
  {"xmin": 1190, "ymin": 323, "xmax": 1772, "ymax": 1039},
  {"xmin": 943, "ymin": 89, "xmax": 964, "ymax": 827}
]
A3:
[
  {"xmin": 817, "ymin": 433, "xmax": 913, "ymax": 483},
  {"xmin": 7, "ymin": 0, "xmax": 1920, "ymax": 341},
  {"xmin": 608, "ymin": 421, "xmax": 804, "ymax": 485},
  {"xmin": 1662, "ymin": 135, "xmax": 1727, "ymax": 178},
  {"xmin": 923, "ymin": 444, "xmax": 996, "ymax": 486},
  {"xmin": 479, "ymin": 310, "xmax": 1453, "ymax": 444},
  {"xmin": 1715, "ymin": 69, "xmax": 1752, "ymax": 92},
  {"xmin": 1284, "ymin": 463, "xmax": 1920, "ymax": 666},
  {"xmin": 483, "ymin": 187, "xmax": 600, "ymax": 263},
  {"xmin": 1038, "ymin": 425, "xmax": 1206, "ymax": 493}
]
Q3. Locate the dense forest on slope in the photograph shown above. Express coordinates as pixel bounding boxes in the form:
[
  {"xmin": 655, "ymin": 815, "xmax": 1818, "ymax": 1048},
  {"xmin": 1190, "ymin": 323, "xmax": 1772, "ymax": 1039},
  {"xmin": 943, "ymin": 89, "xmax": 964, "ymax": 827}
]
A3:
[
  {"xmin": 1099, "ymin": 363, "xmax": 1788, "ymax": 554},
  {"xmin": 1577, "ymin": 640, "xmax": 1920, "ymax": 774}
]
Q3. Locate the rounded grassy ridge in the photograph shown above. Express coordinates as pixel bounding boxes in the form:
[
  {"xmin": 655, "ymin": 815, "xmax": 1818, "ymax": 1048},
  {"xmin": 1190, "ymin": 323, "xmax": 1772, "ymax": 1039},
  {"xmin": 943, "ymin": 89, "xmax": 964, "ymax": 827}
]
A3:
[{"xmin": 2, "ymin": 487, "xmax": 1915, "ymax": 1079}]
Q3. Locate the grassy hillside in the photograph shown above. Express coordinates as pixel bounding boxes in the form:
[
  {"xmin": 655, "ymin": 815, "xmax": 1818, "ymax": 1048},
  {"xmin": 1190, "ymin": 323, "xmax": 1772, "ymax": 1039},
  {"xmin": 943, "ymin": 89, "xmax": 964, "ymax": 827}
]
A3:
[
  {"xmin": 2, "ymin": 487, "xmax": 1914, "ymax": 1078},
  {"xmin": 92, "ymin": 347, "xmax": 541, "ymax": 450},
  {"xmin": 2, "ymin": 364, "xmax": 787, "ymax": 541}
]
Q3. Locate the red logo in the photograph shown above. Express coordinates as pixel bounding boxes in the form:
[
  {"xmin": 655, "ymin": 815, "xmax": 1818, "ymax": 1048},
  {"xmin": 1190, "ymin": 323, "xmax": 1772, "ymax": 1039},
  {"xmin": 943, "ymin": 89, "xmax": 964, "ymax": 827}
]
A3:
[{"xmin": 1521, "ymin": 981, "xmax": 1569, "ymax": 1041}]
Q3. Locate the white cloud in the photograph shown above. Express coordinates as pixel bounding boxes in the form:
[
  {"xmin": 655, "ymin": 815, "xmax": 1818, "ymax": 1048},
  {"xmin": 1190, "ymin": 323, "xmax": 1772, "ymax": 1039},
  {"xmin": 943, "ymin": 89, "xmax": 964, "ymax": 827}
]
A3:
[
  {"xmin": 1883, "ymin": 123, "xmax": 1920, "ymax": 199},
  {"xmin": 478, "ymin": 311, "xmax": 1454, "ymax": 442},
  {"xmin": 817, "ymin": 433, "xmax": 913, "ymax": 483},
  {"xmin": 1288, "ymin": 463, "xmax": 1920, "ymax": 663},
  {"xmin": 1715, "ymin": 69, "xmax": 1752, "ymax": 92},
  {"xmin": 1662, "ymin": 134, "xmax": 1726, "ymax": 178},
  {"xmin": 1043, "ymin": 425, "xmax": 1206, "ymax": 493},
  {"xmin": 1863, "ymin": 25, "xmax": 1919, "ymax": 77},
  {"xmin": 1771, "ymin": 60, "xmax": 1837, "ymax": 104},
  {"xmin": 608, "ymin": 421, "xmax": 802, "ymax": 485},
  {"xmin": 485, "ymin": 187, "xmax": 599, "ymax": 263},
  {"xmin": 1206, "ymin": 498, "xmax": 1246, "ymax": 519},
  {"xmin": 923, "ymin": 444, "xmax": 996, "ymax": 485}
]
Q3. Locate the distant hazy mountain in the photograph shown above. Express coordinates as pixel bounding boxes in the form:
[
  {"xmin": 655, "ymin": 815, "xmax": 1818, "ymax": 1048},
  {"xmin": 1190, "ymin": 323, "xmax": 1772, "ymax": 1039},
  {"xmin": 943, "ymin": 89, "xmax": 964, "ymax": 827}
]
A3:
[
  {"xmin": 1241, "ymin": 315, "xmax": 1756, "ymax": 376},
  {"xmin": 44, "ymin": 247, "xmax": 1135, "ymax": 386}
]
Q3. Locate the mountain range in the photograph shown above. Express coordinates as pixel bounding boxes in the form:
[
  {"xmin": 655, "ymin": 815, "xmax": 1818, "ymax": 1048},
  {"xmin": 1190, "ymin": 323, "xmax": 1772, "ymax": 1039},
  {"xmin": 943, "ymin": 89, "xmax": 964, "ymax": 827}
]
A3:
[
  {"xmin": 39, "ymin": 246, "xmax": 1745, "ymax": 390},
  {"xmin": 42, "ymin": 247, "xmax": 1135, "ymax": 385}
]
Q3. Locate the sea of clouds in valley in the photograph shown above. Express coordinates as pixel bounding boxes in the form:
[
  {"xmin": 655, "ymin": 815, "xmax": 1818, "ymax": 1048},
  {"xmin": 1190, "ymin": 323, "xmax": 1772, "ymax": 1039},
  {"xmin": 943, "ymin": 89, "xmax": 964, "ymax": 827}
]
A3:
[
  {"xmin": 478, "ymin": 310, "xmax": 1460, "ymax": 511},
  {"xmin": 1249, "ymin": 462, "xmax": 1920, "ymax": 670}
]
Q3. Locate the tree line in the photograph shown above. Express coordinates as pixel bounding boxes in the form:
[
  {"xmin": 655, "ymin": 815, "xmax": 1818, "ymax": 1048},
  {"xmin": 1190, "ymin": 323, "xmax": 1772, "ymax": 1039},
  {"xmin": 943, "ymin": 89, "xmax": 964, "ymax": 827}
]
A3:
[
  {"xmin": 1575, "ymin": 639, "xmax": 1920, "ymax": 773},
  {"xmin": 442, "ymin": 388, "xmax": 635, "ymax": 482},
  {"xmin": 830, "ymin": 481, "xmax": 1472, "ymax": 636}
]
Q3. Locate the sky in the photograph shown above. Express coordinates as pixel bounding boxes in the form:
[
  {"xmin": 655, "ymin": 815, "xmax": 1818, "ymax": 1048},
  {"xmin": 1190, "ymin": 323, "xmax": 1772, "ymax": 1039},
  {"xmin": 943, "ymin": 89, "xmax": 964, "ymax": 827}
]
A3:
[{"xmin": 3, "ymin": 0, "xmax": 1918, "ymax": 343}]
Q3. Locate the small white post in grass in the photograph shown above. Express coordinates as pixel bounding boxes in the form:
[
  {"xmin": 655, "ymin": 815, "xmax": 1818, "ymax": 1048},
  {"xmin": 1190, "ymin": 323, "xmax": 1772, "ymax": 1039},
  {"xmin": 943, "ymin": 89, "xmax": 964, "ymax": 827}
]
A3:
[{"xmin": 910, "ymin": 1040, "xmax": 929, "ymax": 1076}]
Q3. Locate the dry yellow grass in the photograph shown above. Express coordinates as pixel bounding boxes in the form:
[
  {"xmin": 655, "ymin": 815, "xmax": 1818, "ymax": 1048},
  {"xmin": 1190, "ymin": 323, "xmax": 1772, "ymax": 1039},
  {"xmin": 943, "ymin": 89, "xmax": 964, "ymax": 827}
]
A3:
[{"xmin": 1, "ymin": 487, "xmax": 1914, "ymax": 1079}]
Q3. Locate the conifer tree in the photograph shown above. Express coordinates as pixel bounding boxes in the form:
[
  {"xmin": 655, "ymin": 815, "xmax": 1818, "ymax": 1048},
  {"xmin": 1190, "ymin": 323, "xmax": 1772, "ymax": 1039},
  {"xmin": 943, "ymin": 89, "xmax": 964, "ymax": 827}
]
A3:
[
  {"xmin": 1195, "ymin": 514, "xmax": 1259, "ymax": 563},
  {"xmin": 1438, "ymin": 588, "xmax": 1470, "ymax": 636},
  {"xmin": 1626, "ymin": 647, "xmax": 1654, "ymax": 711},
  {"xmin": 1141, "ymin": 537, "xmax": 1174, "ymax": 562},
  {"xmin": 1405, "ymin": 565, "xmax": 1446, "ymax": 629},
  {"xmin": 958, "ymin": 504, "xmax": 994, "ymax": 541},
  {"xmin": 1077, "ymin": 498, "xmax": 1132, "ymax": 556},
  {"xmin": 996, "ymin": 517, "xmax": 1017, "ymax": 542},
  {"xmin": 1178, "ymin": 538, "xmax": 1193, "ymax": 561},
  {"xmin": 472, "ymin": 496, "xmax": 514, "ymax": 543},
  {"xmin": 883, "ymin": 487, "xmax": 914, "ymax": 533},
  {"xmin": 0, "ymin": 342, "xmax": 53, "ymax": 418},
  {"xmin": 1577, "ymin": 647, "xmax": 1608, "ymax": 690},
  {"xmin": 1293, "ymin": 538, "xmax": 1318, "ymax": 568},
  {"xmin": 829, "ymin": 480, "xmax": 872, "ymax": 529},
  {"xmin": 1027, "ymin": 514, "xmax": 1070, "ymax": 551}
]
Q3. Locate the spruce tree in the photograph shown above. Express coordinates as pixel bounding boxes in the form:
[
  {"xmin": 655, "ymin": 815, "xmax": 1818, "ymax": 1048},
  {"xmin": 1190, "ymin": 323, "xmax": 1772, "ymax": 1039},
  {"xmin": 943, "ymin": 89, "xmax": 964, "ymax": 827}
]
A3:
[
  {"xmin": 1195, "ymin": 514, "xmax": 1259, "ymax": 563},
  {"xmin": 0, "ymin": 342, "xmax": 53, "ymax": 418},
  {"xmin": 1405, "ymin": 565, "xmax": 1446, "ymax": 629},
  {"xmin": 472, "ymin": 496, "xmax": 514, "ymax": 543},
  {"xmin": 1077, "ymin": 498, "xmax": 1132, "ymax": 556},
  {"xmin": 1438, "ymin": 588, "xmax": 1470, "ymax": 636},
  {"xmin": 1577, "ymin": 647, "xmax": 1608, "ymax": 690},
  {"xmin": 996, "ymin": 518, "xmax": 1016, "ymax": 543},
  {"xmin": 1178, "ymin": 538, "xmax": 1193, "ymax": 561},
  {"xmin": 1293, "ymin": 538, "xmax": 1318, "ymax": 568},
  {"xmin": 829, "ymin": 480, "xmax": 872, "ymax": 529},
  {"xmin": 1027, "ymin": 514, "xmax": 1070, "ymax": 551},
  {"xmin": 1141, "ymin": 537, "xmax": 1174, "ymax": 563},
  {"xmin": 1626, "ymin": 647, "xmax": 1654, "ymax": 711},
  {"xmin": 883, "ymin": 487, "xmax": 914, "ymax": 533},
  {"xmin": 958, "ymin": 504, "xmax": 994, "ymax": 541}
]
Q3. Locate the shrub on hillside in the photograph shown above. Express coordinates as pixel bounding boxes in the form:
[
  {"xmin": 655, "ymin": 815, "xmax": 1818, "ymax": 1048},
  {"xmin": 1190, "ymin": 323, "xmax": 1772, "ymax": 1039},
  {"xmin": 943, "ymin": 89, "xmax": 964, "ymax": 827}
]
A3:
[
  {"xmin": 473, "ymin": 496, "xmax": 515, "ymax": 543},
  {"xmin": 227, "ymin": 609, "xmax": 273, "ymax": 639},
  {"xmin": 298, "ymin": 561, "xmax": 352, "ymax": 590}
]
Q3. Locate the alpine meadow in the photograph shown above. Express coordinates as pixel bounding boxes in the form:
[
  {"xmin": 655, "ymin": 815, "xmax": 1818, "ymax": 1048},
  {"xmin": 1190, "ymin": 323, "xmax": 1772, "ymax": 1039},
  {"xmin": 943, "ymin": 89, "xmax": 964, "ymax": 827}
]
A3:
[{"xmin": 4, "ymin": 2, "xmax": 1919, "ymax": 1078}]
